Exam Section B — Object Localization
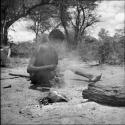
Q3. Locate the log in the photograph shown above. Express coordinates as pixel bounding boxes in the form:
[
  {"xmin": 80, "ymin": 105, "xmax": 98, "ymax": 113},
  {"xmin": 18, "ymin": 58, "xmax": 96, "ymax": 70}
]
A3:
[{"xmin": 82, "ymin": 83, "xmax": 125, "ymax": 106}]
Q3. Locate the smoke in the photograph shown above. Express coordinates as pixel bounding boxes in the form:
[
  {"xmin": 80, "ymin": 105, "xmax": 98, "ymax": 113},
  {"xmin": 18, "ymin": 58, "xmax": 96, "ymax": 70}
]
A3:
[{"xmin": 50, "ymin": 40, "xmax": 84, "ymax": 88}]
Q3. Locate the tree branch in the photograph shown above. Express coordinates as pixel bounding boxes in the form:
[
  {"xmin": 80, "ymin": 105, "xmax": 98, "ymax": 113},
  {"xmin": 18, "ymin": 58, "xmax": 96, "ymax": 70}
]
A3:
[
  {"xmin": 6, "ymin": 0, "xmax": 55, "ymax": 29},
  {"xmin": 9, "ymin": 73, "xmax": 29, "ymax": 78},
  {"xmin": 79, "ymin": 5, "xmax": 86, "ymax": 32},
  {"xmin": 71, "ymin": 20, "xmax": 76, "ymax": 29}
]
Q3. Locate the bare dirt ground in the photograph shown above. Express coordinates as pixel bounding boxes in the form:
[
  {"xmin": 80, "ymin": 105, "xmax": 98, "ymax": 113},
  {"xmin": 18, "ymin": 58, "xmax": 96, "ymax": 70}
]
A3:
[{"xmin": 1, "ymin": 57, "xmax": 125, "ymax": 124}]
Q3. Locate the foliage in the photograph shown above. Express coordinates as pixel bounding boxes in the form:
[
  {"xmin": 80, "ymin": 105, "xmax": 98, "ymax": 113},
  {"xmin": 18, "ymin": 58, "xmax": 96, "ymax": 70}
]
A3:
[
  {"xmin": 55, "ymin": 0, "xmax": 100, "ymax": 48},
  {"xmin": 49, "ymin": 29, "xmax": 65, "ymax": 41},
  {"xmin": 11, "ymin": 42, "xmax": 35, "ymax": 57},
  {"xmin": 84, "ymin": 35, "xmax": 98, "ymax": 44},
  {"xmin": 9, "ymin": 27, "xmax": 124, "ymax": 65},
  {"xmin": 97, "ymin": 41, "xmax": 113, "ymax": 64},
  {"xmin": 27, "ymin": 5, "xmax": 58, "ymax": 40},
  {"xmin": 98, "ymin": 28, "xmax": 109, "ymax": 40},
  {"xmin": 1, "ymin": 0, "xmax": 55, "ymax": 45},
  {"xmin": 1, "ymin": 0, "xmax": 100, "ymax": 46},
  {"xmin": 78, "ymin": 28, "xmax": 125, "ymax": 65},
  {"xmin": 70, "ymin": 0, "xmax": 99, "ymax": 45},
  {"xmin": 78, "ymin": 38, "xmax": 99, "ymax": 61},
  {"xmin": 96, "ymin": 28, "xmax": 113, "ymax": 64}
]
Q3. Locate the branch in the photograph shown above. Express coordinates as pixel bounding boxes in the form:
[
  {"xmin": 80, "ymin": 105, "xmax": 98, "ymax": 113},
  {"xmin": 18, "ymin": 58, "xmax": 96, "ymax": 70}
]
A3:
[
  {"xmin": 53, "ymin": 22, "xmax": 62, "ymax": 29},
  {"xmin": 0, "ymin": 76, "xmax": 20, "ymax": 80},
  {"xmin": 6, "ymin": 0, "xmax": 54, "ymax": 28},
  {"xmin": 71, "ymin": 20, "xmax": 76, "ymax": 29},
  {"xmin": 9, "ymin": 73, "xmax": 29, "ymax": 78},
  {"xmin": 86, "ymin": 18, "xmax": 99, "ymax": 27},
  {"xmin": 75, "ymin": 5, "xmax": 80, "ymax": 29}
]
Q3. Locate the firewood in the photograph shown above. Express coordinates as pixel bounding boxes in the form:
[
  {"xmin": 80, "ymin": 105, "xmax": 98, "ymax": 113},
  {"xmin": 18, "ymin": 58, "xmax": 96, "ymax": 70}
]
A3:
[{"xmin": 82, "ymin": 83, "xmax": 125, "ymax": 106}]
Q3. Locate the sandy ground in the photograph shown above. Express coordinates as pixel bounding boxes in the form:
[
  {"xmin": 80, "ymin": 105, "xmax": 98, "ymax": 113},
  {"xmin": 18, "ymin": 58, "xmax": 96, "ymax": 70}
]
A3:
[{"xmin": 1, "ymin": 57, "xmax": 125, "ymax": 124}]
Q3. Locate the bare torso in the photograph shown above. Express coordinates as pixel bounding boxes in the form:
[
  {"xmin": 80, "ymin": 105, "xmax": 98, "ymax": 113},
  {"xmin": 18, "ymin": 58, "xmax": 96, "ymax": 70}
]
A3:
[
  {"xmin": 34, "ymin": 44, "xmax": 58, "ymax": 66},
  {"xmin": 28, "ymin": 44, "xmax": 58, "ymax": 86}
]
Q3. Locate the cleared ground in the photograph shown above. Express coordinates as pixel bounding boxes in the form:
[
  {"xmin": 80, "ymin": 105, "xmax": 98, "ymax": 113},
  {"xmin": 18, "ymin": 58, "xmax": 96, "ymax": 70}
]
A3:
[{"xmin": 1, "ymin": 57, "xmax": 125, "ymax": 124}]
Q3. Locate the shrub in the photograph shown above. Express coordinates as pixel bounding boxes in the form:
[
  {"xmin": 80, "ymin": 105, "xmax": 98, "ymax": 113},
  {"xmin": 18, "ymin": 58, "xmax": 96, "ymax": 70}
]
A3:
[
  {"xmin": 77, "ymin": 37, "xmax": 124, "ymax": 65},
  {"xmin": 11, "ymin": 42, "xmax": 35, "ymax": 57},
  {"xmin": 97, "ymin": 41, "xmax": 113, "ymax": 64}
]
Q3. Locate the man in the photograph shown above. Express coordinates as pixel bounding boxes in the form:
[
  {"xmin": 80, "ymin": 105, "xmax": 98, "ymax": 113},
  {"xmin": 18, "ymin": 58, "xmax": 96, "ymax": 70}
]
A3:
[
  {"xmin": 27, "ymin": 35, "xmax": 58, "ymax": 87},
  {"xmin": 27, "ymin": 35, "xmax": 102, "ymax": 88}
]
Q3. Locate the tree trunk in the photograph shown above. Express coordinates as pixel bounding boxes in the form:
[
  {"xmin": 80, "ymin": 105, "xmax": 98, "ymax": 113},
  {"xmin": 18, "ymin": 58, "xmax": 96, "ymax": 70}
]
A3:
[
  {"xmin": 1, "ymin": 21, "xmax": 14, "ymax": 46},
  {"xmin": 60, "ymin": 17, "xmax": 71, "ymax": 48},
  {"xmin": 73, "ymin": 30, "xmax": 79, "ymax": 48},
  {"xmin": 73, "ymin": 30, "xmax": 82, "ymax": 49},
  {"xmin": 1, "ymin": 23, "xmax": 8, "ymax": 46},
  {"xmin": 64, "ymin": 26, "xmax": 69, "ymax": 43},
  {"xmin": 3, "ymin": 26, "xmax": 8, "ymax": 45}
]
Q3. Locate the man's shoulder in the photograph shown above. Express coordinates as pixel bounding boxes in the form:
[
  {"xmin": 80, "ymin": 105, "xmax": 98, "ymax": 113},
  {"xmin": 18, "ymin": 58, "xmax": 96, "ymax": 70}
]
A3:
[{"xmin": 39, "ymin": 44, "xmax": 55, "ymax": 50}]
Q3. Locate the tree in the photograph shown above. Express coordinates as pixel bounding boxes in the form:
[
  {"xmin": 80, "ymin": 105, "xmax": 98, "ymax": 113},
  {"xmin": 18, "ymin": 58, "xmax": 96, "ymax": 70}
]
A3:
[
  {"xmin": 1, "ymin": 0, "xmax": 54, "ymax": 45},
  {"xmin": 55, "ymin": 0, "xmax": 100, "ymax": 48},
  {"xmin": 98, "ymin": 28, "xmax": 109, "ymax": 41},
  {"xmin": 26, "ymin": 5, "xmax": 57, "ymax": 41},
  {"xmin": 70, "ymin": 0, "xmax": 99, "ymax": 47},
  {"xmin": 113, "ymin": 28, "xmax": 125, "ymax": 63},
  {"xmin": 97, "ymin": 28, "xmax": 113, "ymax": 64},
  {"xmin": 56, "ymin": 0, "xmax": 71, "ymax": 44},
  {"xmin": 1, "ymin": 0, "xmax": 100, "ymax": 47}
]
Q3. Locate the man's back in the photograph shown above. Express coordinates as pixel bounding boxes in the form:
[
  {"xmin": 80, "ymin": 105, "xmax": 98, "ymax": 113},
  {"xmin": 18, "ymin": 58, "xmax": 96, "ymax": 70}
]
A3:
[
  {"xmin": 28, "ymin": 42, "xmax": 58, "ymax": 86},
  {"xmin": 34, "ymin": 44, "xmax": 58, "ymax": 66}
]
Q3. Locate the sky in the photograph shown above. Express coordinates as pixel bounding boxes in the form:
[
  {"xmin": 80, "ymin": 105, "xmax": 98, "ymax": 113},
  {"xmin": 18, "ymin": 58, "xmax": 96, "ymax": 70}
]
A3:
[
  {"xmin": 8, "ymin": 0, "xmax": 125, "ymax": 42},
  {"xmin": 89, "ymin": 0, "xmax": 125, "ymax": 38}
]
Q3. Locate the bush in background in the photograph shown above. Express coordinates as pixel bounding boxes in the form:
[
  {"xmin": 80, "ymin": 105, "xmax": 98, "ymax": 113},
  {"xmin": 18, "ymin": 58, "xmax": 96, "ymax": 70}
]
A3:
[
  {"xmin": 11, "ymin": 41, "xmax": 35, "ymax": 58},
  {"xmin": 77, "ymin": 35, "xmax": 124, "ymax": 65},
  {"xmin": 10, "ymin": 28, "xmax": 124, "ymax": 66}
]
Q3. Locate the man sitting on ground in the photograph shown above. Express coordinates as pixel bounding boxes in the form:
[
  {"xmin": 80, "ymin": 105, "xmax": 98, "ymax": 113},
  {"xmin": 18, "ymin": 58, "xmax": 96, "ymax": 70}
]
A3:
[
  {"xmin": 27, "ymin": 35, "xmax": 58, "ymax": 87},
  {"xmin": 27, "ymin": 35, "xmax": 102, "ymax": 88}
]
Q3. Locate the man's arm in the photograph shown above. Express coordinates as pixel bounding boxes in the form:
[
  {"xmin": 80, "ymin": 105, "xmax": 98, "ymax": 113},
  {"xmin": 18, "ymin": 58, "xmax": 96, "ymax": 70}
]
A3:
[{"xmin": 27, "ymin": 56, "xmax": 56, "ymax": 74}]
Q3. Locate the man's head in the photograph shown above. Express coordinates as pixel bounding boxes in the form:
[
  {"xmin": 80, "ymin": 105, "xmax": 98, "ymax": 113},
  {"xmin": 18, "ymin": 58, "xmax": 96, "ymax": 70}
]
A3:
[{"xmin": 36, "ymin": 34, "xmax": 49, "ymax": 46}]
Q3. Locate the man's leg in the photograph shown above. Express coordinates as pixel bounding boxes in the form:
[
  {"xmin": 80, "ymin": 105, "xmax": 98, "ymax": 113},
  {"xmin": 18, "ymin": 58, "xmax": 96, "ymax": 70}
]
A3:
[
  {"xmin": 70, "ymin": 68, "xmax": 93, "ymax": 79},
  {"xmin": 70, "ymin": 68, "xmax": 102, "ymax": 82},
  {"xmin": 74, "ymin": 70, "xmax": 93, "ymax": 79}
]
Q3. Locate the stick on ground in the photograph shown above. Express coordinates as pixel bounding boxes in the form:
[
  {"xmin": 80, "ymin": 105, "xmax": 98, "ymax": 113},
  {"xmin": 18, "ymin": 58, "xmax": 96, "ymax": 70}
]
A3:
[{"xmin": 9, "ymin": 73, "xmax": 30, "ymax": 78}]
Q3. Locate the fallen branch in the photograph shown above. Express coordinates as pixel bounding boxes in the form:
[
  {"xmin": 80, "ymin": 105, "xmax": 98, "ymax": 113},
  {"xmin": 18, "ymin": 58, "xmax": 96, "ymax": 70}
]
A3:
[
  {"xmin": 9, "ymin": 73, "xmax": 30, "ymax": 78},
  {"xmin": 0, "ymin": 76, "xmax": 20, "ymax": 80}
]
